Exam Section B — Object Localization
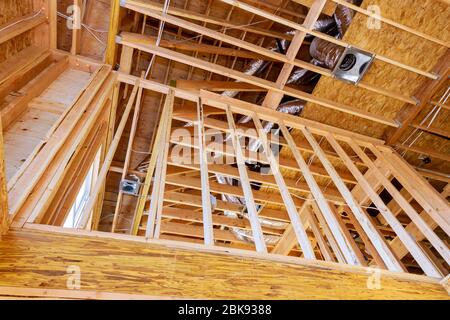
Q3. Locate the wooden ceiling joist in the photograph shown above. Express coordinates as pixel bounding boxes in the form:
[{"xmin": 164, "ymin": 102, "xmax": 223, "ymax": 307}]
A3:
[
  {"xmin": 120, "ymin": 2, "xmax": 417, "ymax": 105},
  {"xmin": 118, "ymin": 38, "xmax": 398, "ymax": 126},
  {"xmin": 395, "ymin": 144, "xmax": 450, "ymax": 163},
  {"xmin": 410, "ymin": 123, "xmax": 450, "ymax": 140},
  {"xmin": 331, "ymin": 0, "xmax": 449, "ymax": 48},
  {"xmin": 384, "ymin": 49, "xmax": 450, "ymax": 144},
  {"xmin": 126, "ymin": 0, "xmax": 294, "ymax": 40},
  {"xmin": 262, "ymin": 0, "xmax": 327, "ymax": 110},
  {"xmin": 219, "ymin": 0, "xmax": 439, "ymax": 79}
]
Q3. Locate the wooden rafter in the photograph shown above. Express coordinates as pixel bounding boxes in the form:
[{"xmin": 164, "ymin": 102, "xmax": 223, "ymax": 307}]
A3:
[
  {"xmin": 262, "ymin": 0, "xmax": 327, "ymax": 110},
  {"xmin": 118, "ymin": 39, "xmax": 398, "ymax": 126},
  {"xmin": 384, "ymin": 49, "xmax": 450, "ymax": 144},
  {"xmin": 219, "ymin": 0, "xmax": 438, "ymax": 79},
  {"xmin": 120, "ymin": 3, "xmax": 416, "ymax": 105}
]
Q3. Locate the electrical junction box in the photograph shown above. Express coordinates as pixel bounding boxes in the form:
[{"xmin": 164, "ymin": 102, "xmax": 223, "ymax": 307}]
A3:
[
  {"xmin": 120, "ymin": 179, "xmax": 141, "ymax": 196},
  {"xmin": 332, "ymin": 46, "xmax": 375, "ymax": 84}
]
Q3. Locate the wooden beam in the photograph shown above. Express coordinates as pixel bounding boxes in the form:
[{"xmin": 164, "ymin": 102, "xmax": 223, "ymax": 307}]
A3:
[
  {"xmin": 118, "ymin": 72, "xmax": 387, "ymax": 146},
  {"xmin": 417, "ymin": 242, "xmax": 449, "ymax": 276},
  {"xmin": 111, "ymin": 85, "xmax": 144, "ymax": 232},
  {"xmin": 169, "ymin": 134, "xmax": 357, "ymax": 185},
  {"xmin": 146, "ymin": 90, "xmax": 175, "ymax": 238},
  {"xmin": 262, "ymin": 0, "xmax": 327, "ymax": 109},
  {"xmin": 415, "ymin": 167, "xmax": 450, "ymax": 184},
  {"xmin": 0, "ymin": 11, "xmax": 47, "ymax": 46},
  {"xmin": 71, "ymin": 0, "xmax": 83, "ymax": 55},
  {"xmin": 310, "ymin": 201, "xmax": 346, "ymax": 263},
  {"xmin": 160, "ymin": 221, "xmax": 243, "ymax": 244},
  {"xmin": 122, "ymin": 0, "xmax": 294, "ymax": 41},
  {"xmin": 430, "ymin": 100, "xmax": 450, "ymax": 111},
  {"xmin": 105, "ymin": 0, "xmax": 121, "ymax": 64},
  {"xmin": 219, "ymin": 0, "xmax": 438, "ymax": 79},
  {"xmin": 252, "ymin": 114, "xmax": 315, "ymax": 259},
  {"xmin": 300, "ymin": 128, "xmax": 404, "ymax": 272},
  {"xmin": 411, "ymin": 123, "xmax": 450, "ymax": 140},
  {"xmin": 330, "ymin": 136, "xmax": 443, "ymax": 277},
  {"xmin": 48, "ymin": 0, "xmax": 57, "ymax": 49},
  {"xmin": 384, "ymin": 49, "xmax": 450, "ymax": 144},
  {"xmin": 226, "ymin": 108, "xmax": 267, "ymax": 253},
  {"xmin": 374, "ymin": 147, "xmax": 450, "ymax": 235},
  {"xmin": 328, "ymin": 202, "xmax": 367, "ymax": 266},
  {"xmin": 78, "ymin": 82, "xmax": 140, "ymax": 229},
  {"xmin": 166, "ymin": 158, "xmax": 343, "ymax": 202},
  {"xmin": 331, "ymin": 0, "xmax": 449, "ymax": 47},
  {"xmin": 118, "ymin": 39, "xmax": 398, "ymax": 127},
  {"xmin": 196, "ymin": 98, "xmax": 214, "ymax": 246},
  {"xmin": 161, "ymin": 207, "xmax": 252, "ymax": 232},
  {"xmin": 278, "ymin": 121, "xmax": 360, "ymax": 264},
  {"xmin": 390, "ymin": 186, "xmax": 450, "ymax": 260},
  {"xmin": 120, "ymin": 8, "xmax": 415, "ymax": 105},
  {"xmin": 395, "ymin": 143, "xmax": 450, "ymax": 162},
  {"xmin": 175, "ymin": 80, "xmax": 265, "ymax": 92},
  {"xmin": 124, "ymin": 33, "xmax": 279, "ymax": 62},
  {"xmin": 131, "ymin": 92, "xmax": 172, "ymax": 235},
  {"xmin": 165, "ymin": 174, "xmax": 304, "ymax": 208},
  {"xmin": 171, "ymin": 114, "xmax": 367, "ymax": 171},
  {"xmin": 305, "ymin": 207, "xmax": 334, "ymax": 261}
]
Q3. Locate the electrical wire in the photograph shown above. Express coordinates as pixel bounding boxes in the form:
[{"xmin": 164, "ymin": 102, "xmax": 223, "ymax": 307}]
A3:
[
  {"xmin": 0, "ymin": 9, "xmax": 43, "ymax": 33},
  {"xmin": 399, "ymin": 86, "xmax": 450, "ymax": 157},
  {"xmin": 144, "ymin": 0, "xmax": 171, "ymax": 78},
  {"xmin": 56, "ymin": 11, "xmax": 106, "ymax": 47}
]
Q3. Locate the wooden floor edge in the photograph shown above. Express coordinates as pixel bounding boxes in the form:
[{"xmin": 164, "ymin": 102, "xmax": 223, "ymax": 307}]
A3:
[
  {"xmin": 17, "ymin": 223, "xmax": 444, "ymax": 285},
  {"xmin": 0, "ymin": 286, "xmax": 195, "ymax": 300}
]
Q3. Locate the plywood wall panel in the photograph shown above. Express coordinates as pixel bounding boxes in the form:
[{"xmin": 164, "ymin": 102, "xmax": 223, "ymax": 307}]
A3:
[{"xmin": 0, "ymin": 0, "xmax": 34, "ymax": 63}]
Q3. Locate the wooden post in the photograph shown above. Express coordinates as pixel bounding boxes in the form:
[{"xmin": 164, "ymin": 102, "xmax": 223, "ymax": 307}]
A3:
[
  {"xmin": 252, "ymin": 114, "xmax": 315, "ymax": 259},
  {"xmin": 48, "ymin": 0, "xmax": 57, "ymax": 49},
  {"xmin": 373, "ymin": 147, "xmax": 450, "ymax": 236},
  {"xmin": 145, "ymin": 95, "xmax": 174, "ymax": 238},
  {"xmin": 111, "ymin": 84, "xmax": 144, "ymax": 232},
  {"xmin": 105, "ymin": 0, "xmax": 121, "ymax": 65},
  {"xmin": 226, "ymin": 107, "xmax": 267, "ymax": 253},
  {"xmin": 305, "ymin": 207, "xmax": 334, "ymax": 262},
  {"xmin": 131, "ymin": 91, "xmax": 170, "ymax": 235},
  {"xmin": 329, "ymin": 135, "xmax": 442, "ymax": 277},
  {"xmin": 77, "ymin": 82, "xmax": 139, "ymax": 229},
  {"xmin": 262, "ymin": 0, "xmax": 327, "ymax": 109},
  {"xmin": 279, "ymin": 122, "xmax": 360, "ymax": 265},
  {"xmin": 71, "ymin": 0, "xmax": 83, "ymax": 55},
  {"xmin": 196, "ymin": 98, "xmax": 214, "ymax": 246},
  {"xmin": 299, "ymin": 127, "xmax": 403, "ymax": 272}
]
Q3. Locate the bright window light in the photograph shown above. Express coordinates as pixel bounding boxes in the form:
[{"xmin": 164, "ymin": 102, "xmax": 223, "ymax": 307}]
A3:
[{"xmin": 63, "ymin": 147, "xmax": 101, "ymax": 228}]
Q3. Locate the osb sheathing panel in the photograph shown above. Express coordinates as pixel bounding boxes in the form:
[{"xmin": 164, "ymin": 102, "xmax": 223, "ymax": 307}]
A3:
[
  {"xmin": 301, "ymin": 0, "xmax": 450, "ymax": 139},
  {"xmin": 0, "ymin": 0, "xmax": 34, "ymax": 63},
  {"xmin": 0, "ymin": 230, "xmax": 448, "ymax": 299}
]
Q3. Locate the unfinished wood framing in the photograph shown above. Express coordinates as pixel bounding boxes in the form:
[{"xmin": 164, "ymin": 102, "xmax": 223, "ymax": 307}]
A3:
[{"xmin": 1, "ymin": 0, "xmax": 449, "ymax": 300}]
